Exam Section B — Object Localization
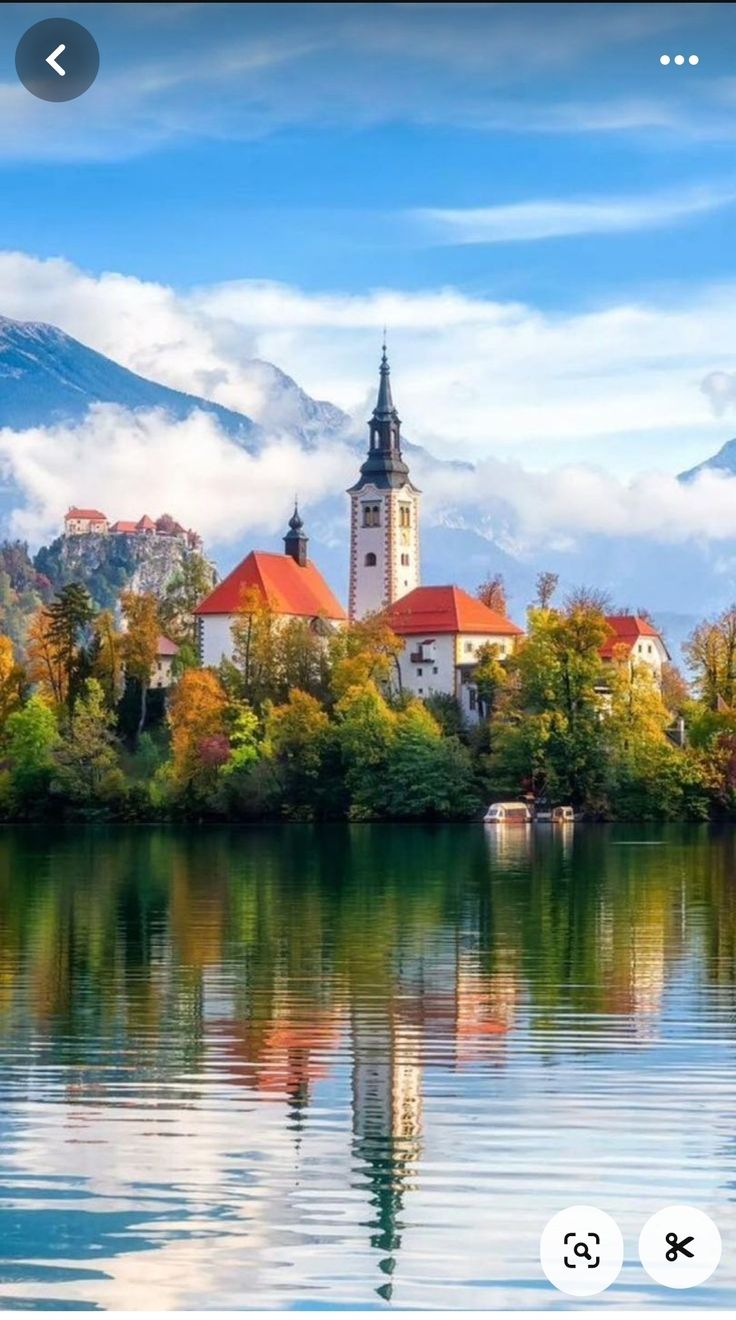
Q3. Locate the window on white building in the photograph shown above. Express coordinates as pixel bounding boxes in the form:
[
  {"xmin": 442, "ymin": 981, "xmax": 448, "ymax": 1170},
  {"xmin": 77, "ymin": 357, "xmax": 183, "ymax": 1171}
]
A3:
[
  {"xmin": 464, "ymin": 641, "xmax": 474, "ymax": 653},
  {"xmin": 364, "ymin": 552, "xmax": 377, "ymax": 566},
  {"xmin": 399, "ymin": 505, "xmax": 411, "ymax": 528}
]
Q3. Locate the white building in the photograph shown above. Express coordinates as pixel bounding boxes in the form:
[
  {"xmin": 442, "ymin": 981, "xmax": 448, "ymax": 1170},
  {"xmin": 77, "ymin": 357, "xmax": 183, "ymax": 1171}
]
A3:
[
  {"xmin": 194, "ymin": 507, "xmax": 346, "ymax": 667},
  {"xmin": 151, "ymin": 635, "xmax": 179, "ymax": 689},
  {"xmin": 348, "ymin": 345, "xmax": 420, "ymax": 619},
  {"xmin": 600, "ymin": 615, "xmax": 670, "ymax": 683},
  {"xmin": 384, "ymin": 584, "xmax": 524, "ymax": 724}
]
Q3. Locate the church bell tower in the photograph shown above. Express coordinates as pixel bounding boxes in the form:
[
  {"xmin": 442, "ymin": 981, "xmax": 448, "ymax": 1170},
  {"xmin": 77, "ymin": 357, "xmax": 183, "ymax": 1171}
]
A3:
[{"xmin": 348, "ymin": 344, "xmax": 420, "ymax": 619}]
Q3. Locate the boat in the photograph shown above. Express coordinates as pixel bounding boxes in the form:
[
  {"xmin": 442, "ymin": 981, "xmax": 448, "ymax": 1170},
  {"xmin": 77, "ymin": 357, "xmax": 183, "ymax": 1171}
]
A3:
[
  {"xmin": 551, "ymin": 805, "xmax": 576, "ymax": 824},
  {"xmin": 483, "ymin": 801, "xmax": 533, "ymax": 825}
]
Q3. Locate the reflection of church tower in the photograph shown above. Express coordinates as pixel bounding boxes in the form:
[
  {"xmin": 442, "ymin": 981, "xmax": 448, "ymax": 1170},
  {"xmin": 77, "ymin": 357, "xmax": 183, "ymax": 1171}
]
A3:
[
  {"xmin": 348, "ymin": 344, "xmax": 421, "ymax": 619},
  {"xmin": 351, "ymin": 1005, "xmax": 422, "ymax": 1299}
]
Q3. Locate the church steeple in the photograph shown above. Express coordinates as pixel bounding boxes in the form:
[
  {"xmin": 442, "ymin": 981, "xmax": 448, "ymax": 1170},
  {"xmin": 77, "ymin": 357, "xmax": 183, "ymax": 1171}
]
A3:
[
  {"xmin": 370, "ymin": 340, "xmax": 402, "ymax": 457},
  {"xmin": 347, "ymin": 342, "xmax": 421, "ymax": 620},
  {"xmin": 283, "ymin": 500, "xmax": 308, "ymax": 568}
]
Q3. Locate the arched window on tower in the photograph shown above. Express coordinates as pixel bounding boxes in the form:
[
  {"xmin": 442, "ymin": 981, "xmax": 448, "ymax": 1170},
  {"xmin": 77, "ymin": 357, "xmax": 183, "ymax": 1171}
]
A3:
[{"xmin": 365, "ymin": 552, "xmax": 377, "ymax": 567}]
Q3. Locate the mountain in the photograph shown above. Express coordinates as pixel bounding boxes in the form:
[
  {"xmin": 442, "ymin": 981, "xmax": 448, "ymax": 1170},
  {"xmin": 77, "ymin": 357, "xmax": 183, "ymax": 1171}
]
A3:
[
  {"xmin": 0, "ymin": 315, "xmax": 264, "ymax": 445},
  {"xmin": 679, "ymin": 437, "xmax": 736, "ymax": 482}
]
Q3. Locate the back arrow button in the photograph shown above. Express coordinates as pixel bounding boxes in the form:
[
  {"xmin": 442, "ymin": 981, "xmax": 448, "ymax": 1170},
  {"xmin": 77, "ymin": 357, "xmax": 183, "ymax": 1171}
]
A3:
[{"xmin": 46, "ymin": 44, "xmax": 66, "ymax": 76}]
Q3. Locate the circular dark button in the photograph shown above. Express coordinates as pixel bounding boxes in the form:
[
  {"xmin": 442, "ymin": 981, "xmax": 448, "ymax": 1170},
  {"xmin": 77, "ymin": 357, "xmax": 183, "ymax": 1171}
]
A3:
[{"xmin": 15, "ymin": 18, "xmax": 99, "ymax": 102}]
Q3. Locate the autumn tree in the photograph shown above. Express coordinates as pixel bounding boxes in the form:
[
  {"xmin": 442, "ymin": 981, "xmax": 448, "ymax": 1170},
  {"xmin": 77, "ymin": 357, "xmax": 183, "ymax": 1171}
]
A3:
[
  {"xmin": 229, "ymin": 586, "xmax": 281, "ymax": 710},
  {"xmin": 329, "ymin": 614, "xmax": 403, "ymax": 700},
  {"xmin": 120, "ymin": 591, "xmax": 161, "ymax": 739},
  {"xmin": 0, "ymin": 635, "xmax": 25, "ymax": 727},
  {"xmin": 535, "ymin": 571, "xmax": 559, "ymax": 609},
  {"xmin": 476, "ymin": 573, "xmax": 507, "ymax": 616},
  {"xmin": 266, "ymin": 689, "xmax": 331, "ymax": 817},
  {"xmin": 26, "ymin": 606, "xmax": 66, "ymax": 706},
  {"xmin": 168, "ymin": 668, "xmax": 229, "ymax": 800},
  {"xmin": 684, "ymin": 607, "xmax": 736, "ymax": 710}
]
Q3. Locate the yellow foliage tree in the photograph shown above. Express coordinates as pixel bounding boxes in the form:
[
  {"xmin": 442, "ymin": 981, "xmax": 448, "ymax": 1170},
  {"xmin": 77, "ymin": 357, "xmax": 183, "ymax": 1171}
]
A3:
[
  {"xmin": 26, "ymin": 607, "xmax": 66, "ymax": 707},
  {"xmin": 168, "ymin": 668, "xmax": 229, "ymax": 794},
  {"xmin": 0, "ymin": 635, "xmax": 24, "ymax": 728},
  {"xmin": 329, "ymin": 613, "xmax": 403, "ymax": 700}
]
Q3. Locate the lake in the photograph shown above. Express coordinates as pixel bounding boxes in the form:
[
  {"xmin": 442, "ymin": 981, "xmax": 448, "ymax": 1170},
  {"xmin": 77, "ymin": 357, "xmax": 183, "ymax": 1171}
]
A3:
[{"xmin": 0, "ymin": 823, "xmax": 735, "ymax": 1309}]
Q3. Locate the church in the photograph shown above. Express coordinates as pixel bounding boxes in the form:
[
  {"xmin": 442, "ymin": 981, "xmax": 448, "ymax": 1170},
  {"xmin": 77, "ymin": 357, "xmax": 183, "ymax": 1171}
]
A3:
[
  {"xmin": 349, "ymin": 346, "xmax": 523, "ymax": 721},
  {"xmin": 194, "ymin": 344, "xmax": 522, "ymax": 719}
]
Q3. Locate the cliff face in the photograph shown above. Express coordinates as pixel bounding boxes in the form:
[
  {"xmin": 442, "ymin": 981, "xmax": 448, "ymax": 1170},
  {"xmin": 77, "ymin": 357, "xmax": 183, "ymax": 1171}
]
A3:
[{"xmin": 35, "ymin": 532, "xmax": 212, "ymax": 611}]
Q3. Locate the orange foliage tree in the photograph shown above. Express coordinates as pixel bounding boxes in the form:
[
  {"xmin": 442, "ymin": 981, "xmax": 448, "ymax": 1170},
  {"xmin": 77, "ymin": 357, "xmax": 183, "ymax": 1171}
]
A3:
[{"xmin": 168, "ymin": 668, "xmax": 229, "ymax": 797}]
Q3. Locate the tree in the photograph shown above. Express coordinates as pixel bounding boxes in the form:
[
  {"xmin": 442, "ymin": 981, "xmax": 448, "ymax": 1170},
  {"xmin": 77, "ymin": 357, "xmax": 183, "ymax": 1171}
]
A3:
[
  {"xmin": 0, "ymin": 635, "xmax": 25, "ymax": 727},
  {"xmin": 490, "ymin": 599, "xmax": 611, "ymax": 806},
  {"xmin": 266, "ymin": 689, "xmax": 331, "ymax": 817},
  {"xmin": 168, "ymin": 668, "xmax": 229, "ymax": 800},
  {"xmin": 230, "ymin": 586, "xmax": 280, "ymax": 710},
  {"xmin": 26, "ymin": 606, "xmax": 66, "ymax": 707},
  {"xmin": 335, "ymin": 683, "xmax": 397, "ymax": 817},
  {"xmin": 473, "ymin": 642, "xmax": 508, "ymax": 718},
  {"xmin": 661, "ymin": 662, "xmax": 690, "ymax": 717},
  {"xmin": 5, "ymin": 696, "xmax": 59, "ymax": 804},
  {"xmin": 52, "ymin": 679, "xmax": 122, "ymax": 805},
  {"xmin": 46, "ymin": 583, "xmax": 95, "ymax": 717},
  {"xmin": 159, "ymin": 551, "xmax": 214, "ymax": 653},
  {"xmin": 476, "ymin": 573, "xmax": 507, "ymax": 615},
  {"xmin": 120, "ymin": 591, "xmax": 161, "ymax": 739},
  {"xmin": 90, "ymin": 609, "xmax": 124, "ymax": 711},
  {"xmin": 535, "ymin": 571, "xmax": 559, "ymax": 610},
  {"xmin": 384, "ymin": 701, "xmax": 477, "ymax": 818},
  {"xmin": 329, "ymin": 614, "xmax": 403, "ymax": 700},
  {"xmin": 684, "ymin": 607, "xmax": 736, "ymax": 710}
]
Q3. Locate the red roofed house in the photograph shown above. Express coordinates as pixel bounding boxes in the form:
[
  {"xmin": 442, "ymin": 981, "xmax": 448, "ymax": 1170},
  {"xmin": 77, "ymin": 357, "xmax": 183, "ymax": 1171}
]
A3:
[
  {"xmin": 136, "ymin": 515, "xmax": 156, "ymax": 535},
  {"xmin": 601, "ymin": 615, "xmax": 670, "ymax": 684},
  {"xmin": 64, "ymin": 507, "xmax": 109, "ymax": 535},
  {"xmin": 384, "ymin": 584, "xmax": 524, "ymax": 723},
  {"xmin": 109, "ymin": 520, "xmax": 138, "ymax": 534},
  {"xmin": 194, "ymin": 506, "xmax": 347, "ymax": 667}
]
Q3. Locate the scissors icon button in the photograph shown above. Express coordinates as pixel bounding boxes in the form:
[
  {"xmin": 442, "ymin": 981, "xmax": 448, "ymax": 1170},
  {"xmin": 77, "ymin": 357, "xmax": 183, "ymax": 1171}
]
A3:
[{"xmin": 640, "ymin": 1206, "xmax": 721, "ymax": 1289}]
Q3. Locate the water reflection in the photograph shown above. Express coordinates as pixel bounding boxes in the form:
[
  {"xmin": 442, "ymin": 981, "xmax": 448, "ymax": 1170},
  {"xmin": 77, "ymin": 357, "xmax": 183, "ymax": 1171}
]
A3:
[{"xmin": 0, "ymin": 824, "xmax": 735, "ymax": 1307}]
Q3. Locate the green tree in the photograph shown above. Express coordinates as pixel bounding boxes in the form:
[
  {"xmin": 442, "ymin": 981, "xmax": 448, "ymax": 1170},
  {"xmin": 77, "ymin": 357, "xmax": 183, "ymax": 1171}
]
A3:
[
  {"xmin": 265, "ymin": 689, "xmax": 331, "ymax": 818},
  {"xmin": 5, "ymin": 696, "xmax": 59, "ymax": 805},
  {"xmin": 160, "ymin": 552, "xmax": 214, "ymax": 653},
  {"xmin": 46, "ymin": 583, "xmax": 95, "ymax": 717},
  {"xmin": 385, "ymin": 701, "xmax": 477, "ymax": 818},
  {"xmin": 336, "ymin": 683, "xmax": 397, "ymax": 818},
  {"xmin": 52, "ymin": 679, "xmax": 122, "ymax": 805}
]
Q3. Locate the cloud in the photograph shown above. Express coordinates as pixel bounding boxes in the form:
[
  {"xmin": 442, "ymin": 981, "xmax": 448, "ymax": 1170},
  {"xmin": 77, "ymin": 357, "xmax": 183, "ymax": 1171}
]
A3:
[
  {"xmin": 414, "ymin": 453, "xmax": 736, "ymax": 547},
  {"xmin": 701, "ymin": 370, "xmax": 736, "ymax": 416},
  {"xmin": 413, "ymin": 186, "xmax": 736, "ymax": 245},
  {"xmin": 0, "ymin": 249, "xmax": 734, "ymax": 482},
  {"xmin": 0, "ymin": 405, "xmax": 355, "ymax": 549}
]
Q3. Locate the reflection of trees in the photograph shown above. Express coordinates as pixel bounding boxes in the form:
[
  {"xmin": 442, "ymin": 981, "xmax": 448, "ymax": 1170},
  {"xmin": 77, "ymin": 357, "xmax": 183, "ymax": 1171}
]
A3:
[{"xmin": 1, "ymin": 822, "xmax": 736, "ymax": 1293}]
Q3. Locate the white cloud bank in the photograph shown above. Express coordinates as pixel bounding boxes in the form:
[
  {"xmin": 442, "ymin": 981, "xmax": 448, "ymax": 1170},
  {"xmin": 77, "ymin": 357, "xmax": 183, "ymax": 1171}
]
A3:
[
  {"xmin": 1, "ymin": 403, "xmax": 736, "ymax": 557},
  {"xmin": 0, "ymin": 406, "xmax": 355, "ymax": 549},
  {"xmin": 2, "ymin": 250, "xmax": 736, "ymax": 553},
  {"xmin": 0, "ymin": 249, "xmax": 734, "ymax": 481}
]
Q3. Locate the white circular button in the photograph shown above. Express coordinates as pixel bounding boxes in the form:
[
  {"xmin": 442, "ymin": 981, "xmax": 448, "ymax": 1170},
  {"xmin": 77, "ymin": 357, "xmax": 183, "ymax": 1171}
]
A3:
[
  {"xmin": 540, "ymin": 1205, "xmax": 624, "ymax": 1296},
  {"xmin": 639, "ymin": 1205, "xmax": 721, "ymax": 1289}
]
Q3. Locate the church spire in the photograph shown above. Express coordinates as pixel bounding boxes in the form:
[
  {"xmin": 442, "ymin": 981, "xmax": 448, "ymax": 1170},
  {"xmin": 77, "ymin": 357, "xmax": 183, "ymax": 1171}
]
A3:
[
  {"xmin": 370, "ymin": 339, "xmax": 401, "ymax": 454},
  {"xmin": 283, "ymin": 499, "xmax": 308, "ymax": 567}
]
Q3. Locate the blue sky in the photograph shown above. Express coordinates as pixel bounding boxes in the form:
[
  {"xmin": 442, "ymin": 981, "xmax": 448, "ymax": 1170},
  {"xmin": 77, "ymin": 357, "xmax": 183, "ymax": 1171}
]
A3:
[
  {"xmin": 2, "ymin": 2, "xmax": 736, "ymax": 296},
  {"xmin": 3, "ymin": 0, "xmax": 736, "ymax": 519}
]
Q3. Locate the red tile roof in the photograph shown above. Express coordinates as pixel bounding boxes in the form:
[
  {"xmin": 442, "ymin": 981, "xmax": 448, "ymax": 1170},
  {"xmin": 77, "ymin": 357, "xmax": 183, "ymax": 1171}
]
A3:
[
  {"xmin": 384, "ymin": 585, "xmax": 524, "ymax": 637},
  {"xmin": 600, "ymin": 614, "xmax": 666, "ymax": 658},
  {"xmin": 136, "ymin": 515, "xmax": 156, "ymax": 530},
  {"xmin": 157, "ymin": 635, "xmax": 179, "ymax": 657},
  {"xmin": 194, "ymin": 551, "xmax": 346, "ymax": 621},
  {"xmin": 109, "ymin": 520, "xmax": 137, "ymax": 533},
  {"xmin": 65, "ymin": 507, "xmax": 107, "ymax": 521}
]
